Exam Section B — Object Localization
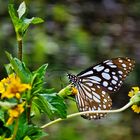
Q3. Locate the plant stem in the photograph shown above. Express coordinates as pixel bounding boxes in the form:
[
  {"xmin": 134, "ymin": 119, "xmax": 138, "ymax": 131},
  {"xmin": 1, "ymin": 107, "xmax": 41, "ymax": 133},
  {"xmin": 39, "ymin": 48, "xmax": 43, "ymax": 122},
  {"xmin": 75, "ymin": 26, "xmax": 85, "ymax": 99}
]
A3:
[
  {"xmin": 17, "ymin": 38, "xmax": 23, "ymax": 61},
  {"xmin": 11, "ymin": 118, "xmax": 19, "ymax": 140},
  {"xmin": 26, "ymin": 101, "xmax": 32, "ymax": 124},
  {"xmin": 41, "ymin": 101, "xmax": 132, "ymax": 129}
]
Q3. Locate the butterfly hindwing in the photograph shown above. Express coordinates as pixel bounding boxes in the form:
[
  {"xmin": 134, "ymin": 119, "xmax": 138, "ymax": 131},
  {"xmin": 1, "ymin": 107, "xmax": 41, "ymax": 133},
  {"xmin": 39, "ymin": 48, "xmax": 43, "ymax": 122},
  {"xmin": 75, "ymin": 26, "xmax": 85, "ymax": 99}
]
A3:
[{"xmin": 75, "ymin": 84, "xmax": 112, "ymax": 119}]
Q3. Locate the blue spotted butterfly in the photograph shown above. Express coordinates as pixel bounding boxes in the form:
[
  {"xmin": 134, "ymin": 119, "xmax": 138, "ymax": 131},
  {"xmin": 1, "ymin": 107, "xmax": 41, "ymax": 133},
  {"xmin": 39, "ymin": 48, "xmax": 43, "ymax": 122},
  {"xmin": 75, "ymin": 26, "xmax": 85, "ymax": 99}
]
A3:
[{"xmin": 67, "ymin": 57, "xmax": 135, "ymax": 119}]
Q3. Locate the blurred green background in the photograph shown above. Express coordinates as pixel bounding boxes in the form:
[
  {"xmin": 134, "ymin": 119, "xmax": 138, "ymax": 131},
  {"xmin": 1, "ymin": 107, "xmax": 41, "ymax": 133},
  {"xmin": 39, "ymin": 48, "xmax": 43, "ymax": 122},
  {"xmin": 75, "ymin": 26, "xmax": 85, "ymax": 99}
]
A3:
[{"xmin": 0, "ymin": 0, "xmax": 140, "ymax": 140}]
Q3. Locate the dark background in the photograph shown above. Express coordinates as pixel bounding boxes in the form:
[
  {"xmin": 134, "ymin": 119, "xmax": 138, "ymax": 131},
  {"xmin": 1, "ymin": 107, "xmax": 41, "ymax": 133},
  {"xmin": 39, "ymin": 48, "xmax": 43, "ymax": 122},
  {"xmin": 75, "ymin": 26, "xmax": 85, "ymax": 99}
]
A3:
[{"xmin": 0, "ymin": 0, "xmax": 140, "ymax": 140}]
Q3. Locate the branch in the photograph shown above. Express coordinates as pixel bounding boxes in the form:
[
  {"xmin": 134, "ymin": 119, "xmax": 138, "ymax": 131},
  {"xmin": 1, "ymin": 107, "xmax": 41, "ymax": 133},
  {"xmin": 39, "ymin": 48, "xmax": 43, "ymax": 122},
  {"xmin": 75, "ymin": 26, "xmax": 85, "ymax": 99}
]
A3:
[{"xmin": 41, "ymin": 101, "xmax": 132, "ymax": 129}]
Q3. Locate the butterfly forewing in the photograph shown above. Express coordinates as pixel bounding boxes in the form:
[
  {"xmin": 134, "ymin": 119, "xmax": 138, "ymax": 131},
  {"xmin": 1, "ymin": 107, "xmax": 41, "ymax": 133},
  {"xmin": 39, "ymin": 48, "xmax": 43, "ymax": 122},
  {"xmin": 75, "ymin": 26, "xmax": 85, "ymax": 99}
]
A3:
[
  {"xmin": 68, "ymin": 57, "xmax": 135, "ymax": 120},
  {"xmin": 78, "ymin": 57, "xmax": 135, "ymax": 93}
]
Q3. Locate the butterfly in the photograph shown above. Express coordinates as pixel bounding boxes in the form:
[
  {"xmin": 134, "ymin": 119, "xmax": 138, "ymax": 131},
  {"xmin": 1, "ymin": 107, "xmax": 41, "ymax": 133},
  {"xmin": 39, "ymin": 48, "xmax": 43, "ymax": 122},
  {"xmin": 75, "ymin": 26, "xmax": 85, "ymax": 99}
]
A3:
[{"xmin": 67, "ymin": 57, "xmax": 135, "ymax": 120}]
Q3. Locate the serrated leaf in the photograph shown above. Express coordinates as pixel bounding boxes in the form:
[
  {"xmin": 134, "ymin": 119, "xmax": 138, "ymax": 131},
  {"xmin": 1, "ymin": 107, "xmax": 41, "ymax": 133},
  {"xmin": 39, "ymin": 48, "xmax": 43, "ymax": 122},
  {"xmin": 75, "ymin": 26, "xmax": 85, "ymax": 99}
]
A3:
[
  {"xmin": 41, "ymin": 92, "xmax": 67, "ymax": 119},
  {"xmin": 32, "ymin": 64, "xmax": 48, "ymax": 86},
  {"xmin": 17, "ymin": 1, "xmax": 26, "ymax": 19},
  {"xmin": 45, "ymin": 93, "xmax": 67, "ymax": 119},
  {"xmin": 6, "ymin": 52, "xmax": 32, "ymax": 83},
  {"xmin": 33, "ymin": 95, "xmax": 55, "ymax": 120}
]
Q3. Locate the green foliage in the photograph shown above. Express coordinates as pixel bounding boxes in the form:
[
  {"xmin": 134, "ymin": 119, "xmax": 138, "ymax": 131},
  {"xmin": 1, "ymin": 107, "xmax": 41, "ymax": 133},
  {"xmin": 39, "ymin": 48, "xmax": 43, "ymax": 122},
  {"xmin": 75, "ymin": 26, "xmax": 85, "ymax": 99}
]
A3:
[
  {"xmin": 0, "ymin": 120, "xmax": 11, "ymax": 138},
  {"xmin": 32, "ymin": 64, "xmax": 48, "ymax": 90},
  {"xmin": 2, "ymin": 51, "xmax": 68, "ymax": 139},
  {"xmin": 41, "ymin": 93, "xmax": 67, "ymax": 119},
  {"xmin": 6, "ymin": 52, "xmax": 32, "ymax": 83},
  {"xmin": 8, "ymin": 1, "xmax": 44, "ymax": 40}
]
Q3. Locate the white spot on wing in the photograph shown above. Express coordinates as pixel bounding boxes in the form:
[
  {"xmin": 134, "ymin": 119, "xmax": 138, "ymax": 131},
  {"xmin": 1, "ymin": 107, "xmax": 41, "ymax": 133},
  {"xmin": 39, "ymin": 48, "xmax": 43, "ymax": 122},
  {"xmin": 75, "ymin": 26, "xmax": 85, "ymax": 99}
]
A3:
[
  {"xmin": 80, "ymin": 71, "xmax": 93, "ymax": 77},
  {"xmin": 103, "ymin": 81, "xmax": 108, "ymax": 87},
  {"xmin": 122, "ymin": 63, "xmax": 126, "ymax": 67},
  {"xmin": 111, "ymin": 80, "xmax": 117, "ymax": 85},
  {"xmin": 113, "ymin": 76, "xmax": 118, "ymax": 81},
  {"xmin": 93, "ymin": 65, "xmax": 104, "ymax": 72},
  {"xmin": 118, "ymin": 71, "xmax": 123, "ymax": 74},
  {"xmin": 102, "ymin": 72, "xmax": 111, "ymax": 80},
  {"xmin": 112, "ymin": 72, "xmax": 116, "ymax": 75},
  {"xmin": 119, "ymin": 59, "xmax": 123, "ymax": 63},
  {"xmin": 89, "ymin": 76, "xmax": 101, "ymax": 82},
  {"xmin": 108, "ymin": 87, "xmax": 113, "ymax": 90},
  {"xmin": 104, "ymin": 99, "xmax": 107, "ymax": 102},
  {"xmin": 102, "ymin": 91, "xmax": 106, "ymax": 95},
  {"xmin": 103, "ymin": 60, "xmax": 110, "ymax": 63},
  {"xmin": 109, "ymin": 64, "xmax": 117, "ymax": 68},
  {"xmin": 106, "ymin": 62, "xmax": 113, "ymax": 65},
  {"xmin": 103, "ymin": 105, "xmax": 106, "ymax": 109},
  {"xmin": 104, "ymin": 68, "xmax": 110, "ymax": 72}
]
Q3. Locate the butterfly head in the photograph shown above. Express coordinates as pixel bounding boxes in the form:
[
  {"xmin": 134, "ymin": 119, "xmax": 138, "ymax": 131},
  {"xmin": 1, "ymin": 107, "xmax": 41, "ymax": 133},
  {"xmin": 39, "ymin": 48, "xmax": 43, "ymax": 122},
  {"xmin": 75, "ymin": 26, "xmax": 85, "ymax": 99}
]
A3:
[{"xmin": 67, "ymin": 73, "xmax": 79, "ymax": 86}]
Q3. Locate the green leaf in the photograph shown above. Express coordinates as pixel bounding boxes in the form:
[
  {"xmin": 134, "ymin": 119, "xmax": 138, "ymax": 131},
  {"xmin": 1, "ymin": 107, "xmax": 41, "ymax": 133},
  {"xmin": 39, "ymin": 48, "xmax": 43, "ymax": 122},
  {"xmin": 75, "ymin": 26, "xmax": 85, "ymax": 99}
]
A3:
[
  {"xmin": 0, "ymin": 110, "xmax": 4, "ymax": 122},
  {"xmin": 31, "ymin": 17, "xmax": 44, "ymax": 24},
  {"xmin": 32, "ymin": 64, "xmax": 48, "ymax": 87},
  {"xmin": 4, "ymin": 63, "xmax": 14, "ymax": 75},
  {"xmin": 0, "ymin": 120, "xmax": 11, "ymax": 138},
  {"xmin": 17, "ymin": 1, "xmax": 26, "ymax": 19},
  {"xmin": 33, "ymin": 95, "xmax": 55, "ymax": 120},
  {"xmin": 8, "ymin": 2, "xmax": 19, "ymax": 29},
  {"xmin": 23, "ymin": 136, "xmax": 31, "ymax": 140},
  {"xmin": 30, "ymin": 64, "xmax": 48, "ymax": 97},
  {"xmin": 8, "ymin": 1, "xmax": 44, "ymax": 38},
  {"xmin": 15, "ymin": 113, "xmax": 47, "ymax": 140},
  {"xmin": 34, "ymin": 90, "xmax": 67, "ymax": 119},
  {"xmin": 43, "ymin": 93, "xmax": 67, "ymax": 119},
  {"xmin": 6, "ymin": 52, "xmax": 32, "ymax": 83},
  {"xmin": 24, "ymin": 125, "xmax": 48, "ymax": 139}
]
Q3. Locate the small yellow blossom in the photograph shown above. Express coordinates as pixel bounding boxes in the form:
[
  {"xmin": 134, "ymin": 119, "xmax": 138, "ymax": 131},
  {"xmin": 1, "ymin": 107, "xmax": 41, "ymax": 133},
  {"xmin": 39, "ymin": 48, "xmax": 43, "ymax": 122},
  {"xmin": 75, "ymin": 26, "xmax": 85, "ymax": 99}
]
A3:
[
  {"xmin": 128, "ymin": 87, "xmax": 139, "ymax": 97},
  {"xmin": 71, "ymin": 87, "xmax": 78, "ymax": 95},
  {"xmin": 128, "ymin": 87, "xmax": 140, "ymax": 114},
  {"xmin": 0, "ymin": 73, "xmax": 31, "ymax": 99},
  {"xmin": 6, "ymin": 102, "xmax": 25, "ymax": 126},
  {"xmin": 131, "ymin": 105, "xmax": 140, "ymax": 113}
]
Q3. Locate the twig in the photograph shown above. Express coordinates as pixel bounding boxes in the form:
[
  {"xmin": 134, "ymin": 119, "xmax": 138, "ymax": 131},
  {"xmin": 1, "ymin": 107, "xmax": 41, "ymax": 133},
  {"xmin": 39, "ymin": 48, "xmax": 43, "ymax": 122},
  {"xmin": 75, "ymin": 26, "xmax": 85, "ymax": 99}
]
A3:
[{"xmin": 41, "ymin": 101, "xmax": 132, "ymax": 129}]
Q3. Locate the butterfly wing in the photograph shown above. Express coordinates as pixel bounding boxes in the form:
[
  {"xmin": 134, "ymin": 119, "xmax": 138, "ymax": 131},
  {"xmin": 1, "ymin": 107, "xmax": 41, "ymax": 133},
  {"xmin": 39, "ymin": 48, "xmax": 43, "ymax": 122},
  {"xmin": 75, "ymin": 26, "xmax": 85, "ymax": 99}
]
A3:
[
  {"xmin": 77, "ymin": 57, "xmax": 135, "ymax": 93},
  {"xmin": 68, "ymin": 57, "xmax": 135, "ymax": 119},
  {"xmin": 75, "ymin": 84, "xmax": 112, "ymax": 119}
]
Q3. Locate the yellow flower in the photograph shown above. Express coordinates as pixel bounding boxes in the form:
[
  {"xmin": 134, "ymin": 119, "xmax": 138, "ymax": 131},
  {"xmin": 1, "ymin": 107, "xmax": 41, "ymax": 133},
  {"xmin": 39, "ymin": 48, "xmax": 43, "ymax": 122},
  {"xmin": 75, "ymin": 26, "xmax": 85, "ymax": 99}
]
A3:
[
  {"xmin": 128, "ymin": 87, "xmax": 139, "ymax": 97},
  {"xmin": 71, "ymin": 87, "xmax": 78, "ymax": 95},
  {"xmin": 128, "ymin": 87, "xmax": 140, "ymax": 114},
  {"xmin": 131, "ymin": 105, "xmax": 140, "ymax": 113},
  {"xmin": 0, "ymin": 73, "xmax": 31, "ymax": 99},
  {"xmin": 6, "ymin": 102, "xmax": 25, "ymax": 126}
]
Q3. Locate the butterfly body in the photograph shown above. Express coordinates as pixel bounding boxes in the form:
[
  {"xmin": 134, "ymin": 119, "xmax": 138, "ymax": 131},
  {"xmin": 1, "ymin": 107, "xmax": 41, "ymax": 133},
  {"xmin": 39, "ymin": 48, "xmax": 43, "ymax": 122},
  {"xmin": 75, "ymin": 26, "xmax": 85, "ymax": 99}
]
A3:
[{"xmin": 67, "ymin": 57, "xmax": 135, "ymax": 119}]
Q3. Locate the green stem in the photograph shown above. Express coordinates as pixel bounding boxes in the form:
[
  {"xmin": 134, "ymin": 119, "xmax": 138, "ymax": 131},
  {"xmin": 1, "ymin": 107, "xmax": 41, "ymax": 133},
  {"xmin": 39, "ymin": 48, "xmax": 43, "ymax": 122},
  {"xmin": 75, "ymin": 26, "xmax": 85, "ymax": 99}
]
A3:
[
  {"xmin": 11, "ymin": 117, "xmax": 19, "ymax": 140},
  {"xmin": 27, "ymin": 103, "xmax": 31, "ymax": 124},
  {"xmin": 41, "ymin": 101, "xmax": 132, "ymax": 129},
  {"xmin": 17, "ymin": 38, "xmax": 23, "ymax": 61}
]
